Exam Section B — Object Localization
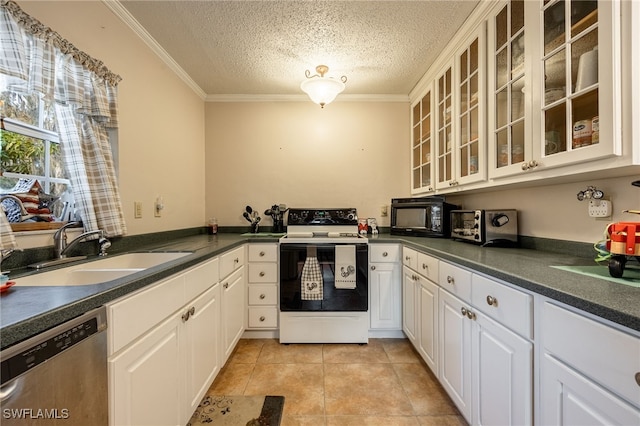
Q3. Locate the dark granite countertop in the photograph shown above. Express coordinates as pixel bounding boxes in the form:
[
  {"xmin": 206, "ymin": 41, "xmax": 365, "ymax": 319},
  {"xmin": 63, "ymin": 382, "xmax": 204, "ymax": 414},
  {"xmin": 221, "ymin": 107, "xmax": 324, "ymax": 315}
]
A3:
[{"xmin": 2, "ymin": 233, "xmax": 638, "ymax": 351}]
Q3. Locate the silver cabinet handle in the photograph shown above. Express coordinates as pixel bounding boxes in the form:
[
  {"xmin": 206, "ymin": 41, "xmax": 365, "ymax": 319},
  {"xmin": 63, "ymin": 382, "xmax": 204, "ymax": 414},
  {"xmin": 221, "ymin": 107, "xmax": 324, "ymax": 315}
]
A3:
[
  {"xmin": 259, "ymin": 271, "xmax": 265, "ymax": 277},
  {"xmin": 259, "ymin": 293, "xmax": 266, "ymax": 299},
  {"xmin": 371, "ymin": 265, "xmax": 376, "ymax": 271},
  {"xmin": 382, "ymin": 252, "xmax": 388, "ymax": 257},
  {"xmin": 422, "ymin": 263, "xmax": 428, "ymax": 271},
  {"xmin": 234, "ymin": 257, "xmax": 239, "ymax": 263},
  {"xmin": 259, "ymin": 316, "xmax": 266, "ymax": 322},
  {"xmin": 259, "ymin": 251, "xmax": 265, "ymax": 257},
  {"xmin": 635, "ymin": 372, "xmax": 640, "ymax": 387},
  {"xmin": 486, "ymin": 295, "xmax": 498, "ymax": 307},
  {"xmin": 461, "ymin": 307, "xmax": 468, "ymax": 317},
  {"xmin": 466, "ymin": 310, "xmax": 476, "ymax": 320},
  {"xmin": 447, "ymin": 275, "xmax": 455, "ymax": 284},
  {"xmin": 189, "ymin": 306, "xmax": 195, "ymax": 316},
  {"xmin": 405, "ymin": 255, "xmax": 411, "ymax": 261},
  {"xmin": 223, "ymin": 282, "xmax": 229, "ymax": 289},
  {"xmin": 182, "ymin": 310, "xmax": 190, "ymax": 322}
]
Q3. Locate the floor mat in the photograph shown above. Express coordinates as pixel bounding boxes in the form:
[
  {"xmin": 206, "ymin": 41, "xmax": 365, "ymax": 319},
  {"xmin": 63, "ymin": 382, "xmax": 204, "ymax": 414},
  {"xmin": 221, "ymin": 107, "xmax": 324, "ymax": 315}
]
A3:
[
  {"xmin": 551, "ymin": 264, "xmax": 640, "ymax": 287},
  {"xmin": 187, "ymin": 395, "xmax": 284, "ymax": 426}
]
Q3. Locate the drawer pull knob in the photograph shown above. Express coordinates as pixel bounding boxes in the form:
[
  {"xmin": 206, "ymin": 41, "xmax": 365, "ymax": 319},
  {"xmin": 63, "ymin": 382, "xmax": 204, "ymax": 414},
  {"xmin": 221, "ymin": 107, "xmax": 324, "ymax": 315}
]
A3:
[
  {"xmin": 259, "ymin": 251, "xmax": 265, "ymax": 256},
  {"xmin": 259, "ymin": 271, "xmax": 265, "ymax": 277},
  {"xmin": 259, "ymin": 316, "xmax": 266, "ymax": 322},
  {"xmin": 466, "ymin": 310, "xmax": 476, "ymax": 320},
  {"xmin": 189, "ymin": 306, "xmax": 195, "ymax": 316},
  {"xmin": 635, "ymin": 372, "xmax": 640, "ymax": 387},
  {"xmin": 405, "ymin": 255, "xmax": 411, "ymax": 261},
  {"xmin": 486, "ymin": 295, "xmax": 498, "ymax": 307},
  {"xmin": 371, "ymin": 265, "xmax": 376, "ymax": 271},
  {"xmin": 259, "ymin": 293, "xmax": 266, "ymax": 299},
  {"xmin": 234, "ymin": 258, "xmax": 239, "ymax": 263},
  {"xmin": 182, "ymin": 311, "xmax": 190, "ymax": 322},
  {"xmin": 461, "ymin": 307, "xmax": 468, "ymax": 316},
  {"xmin": 383, "ymin": 252, "xmax": 388, "ymax": 257},
  {"xmin": 447, "ymin": 275, "xmax": 454, "ymax": 284},
  {"xmin": 422, "ymin": 263, "xmax": 428, "ymax": 270},
  {"xmin": 223, "ymin": 282, "xmax": 229, "ymax": 289}
]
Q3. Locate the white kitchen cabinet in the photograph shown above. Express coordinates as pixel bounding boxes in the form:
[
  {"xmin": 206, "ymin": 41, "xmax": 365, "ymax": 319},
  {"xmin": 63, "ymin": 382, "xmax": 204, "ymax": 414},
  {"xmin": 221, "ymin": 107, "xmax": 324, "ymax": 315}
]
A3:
[
  {"xmin": 402, "ymin": 265, "xmax": 418, "ymax": 345},
  {"xmin": 109, "ymin": 283, "xmax": 220, "ymax": 426},
  {"xmin": 473, "ymin": 308, "xmax": 532, "ymax": 426},
  {"xmin": 539, "ymin": 301, "xmax": 640, "ymax": 425},
  {"xmin": 369, "ymin": 244, "xmax": 402, "ymax": 330},
  {"xmin": 411, "ymin": 84, "xmax": 436, "ymax": 193},
  {"xmin": 418, "ymin": 275, "xmax": 439, "ymax": 375},
  {"xmin": 184, "ymin": 284, "xmax": 221, "ymax": 417},
  {"xmin": 439, "ymin": 288, "xmax": 473, "ymax": 421},
  {"xmin": 221, "ymin": 266, "xmax": 245, "ymax": 362},
  {"xmin": 487, "ymin": 0, "xmax": 531, "ymax": 178},
  {"xmin": 247, "ymin": 243, "xmax": 278, "ymax": 330}
]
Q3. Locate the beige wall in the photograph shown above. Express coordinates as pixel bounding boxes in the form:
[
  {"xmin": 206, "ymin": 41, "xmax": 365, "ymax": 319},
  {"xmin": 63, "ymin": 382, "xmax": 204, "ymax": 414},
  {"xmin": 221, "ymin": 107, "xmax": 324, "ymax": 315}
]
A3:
[
  {"xmin": 446, "ymin": 175, "xmax": 639, "ymax": 244},
  {"xmin": 18, "ymin": 1, "xmax": 206, "ymax": 236},
  {"xmin": 204, "ymin": 101, "xmax": 410, "ymax": 228}
]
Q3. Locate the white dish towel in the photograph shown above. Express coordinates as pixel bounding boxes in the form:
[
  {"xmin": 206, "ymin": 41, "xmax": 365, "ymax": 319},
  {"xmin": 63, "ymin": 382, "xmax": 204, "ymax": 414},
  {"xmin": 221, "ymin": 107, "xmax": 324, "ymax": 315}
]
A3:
[
  {"xmin": 301, "ymin": 246, "xmax": 323, "ymax": 300},
  {"xmin": 335, "ymin": 245, "xmax": 356, "ymax": 289}
]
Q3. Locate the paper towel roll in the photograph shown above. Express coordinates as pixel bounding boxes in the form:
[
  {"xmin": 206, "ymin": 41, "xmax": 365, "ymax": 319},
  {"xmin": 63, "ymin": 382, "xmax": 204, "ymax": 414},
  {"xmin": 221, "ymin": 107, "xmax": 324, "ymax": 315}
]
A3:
[{"xmin": 575, "ymin": 47, "xmax": 598, "ymax": 92}]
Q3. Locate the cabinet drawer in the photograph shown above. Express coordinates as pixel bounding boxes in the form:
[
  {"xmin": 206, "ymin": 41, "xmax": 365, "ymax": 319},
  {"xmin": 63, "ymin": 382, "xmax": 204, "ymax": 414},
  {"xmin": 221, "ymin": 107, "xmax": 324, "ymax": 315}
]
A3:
[
  {"xmin": 220, "ymin": 246, "xmax": 245, "ymax": 278},
  {"xmin": 248, "ymin": 244, "xmax": 278, "ymax": 262},
  {"xmin": 417, "ymin": 252, "xmax": 439, "ymax": 282},
  {"xmin": 543, "ymin": 302, "xmax": 640, "ymax": 407},
  {"xmin": 402, "ymin": 247, "xmax": 418, "ymax": 270},
  {"xmin": 370, "ymin": 244, "xmax": 401, "ymax": 263},
  {"xmin": 248, "ymin": 307, "xmax": 278, "ymax": 328},
  {"xmin": 108, "ymin": 274, "xmax": 185, "ymax": 355},
  {"xmin": 471, "ymin": 274, "xmax": 532, "ymax": 339},
  {"xmin": 248, "ymin": 263, "xmax": 277, "ymax": 283},
  {"xmin": 438, "ymin": 261, "xmax": 471, "ymax": 303},
  {"xmin": 248, "ymin": 284, "xmax": 278, "ymax": 305},
  {"xmin": 184, "ymin": 257, "xmax": 219, "ymax": 302}
]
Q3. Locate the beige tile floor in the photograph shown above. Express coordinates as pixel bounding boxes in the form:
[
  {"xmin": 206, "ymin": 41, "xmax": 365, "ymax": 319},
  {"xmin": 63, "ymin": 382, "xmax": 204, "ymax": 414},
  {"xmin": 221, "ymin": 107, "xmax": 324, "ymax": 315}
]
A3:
[{"xmin": 207, "ymin": 338, "xmax": 468, "ymax": 426}]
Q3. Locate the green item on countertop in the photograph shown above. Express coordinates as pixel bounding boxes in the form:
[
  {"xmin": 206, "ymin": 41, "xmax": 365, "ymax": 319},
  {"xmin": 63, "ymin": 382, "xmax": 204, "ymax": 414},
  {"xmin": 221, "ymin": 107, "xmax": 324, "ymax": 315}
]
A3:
[{"xmin": 551, "ymin": 265, "xmax": 640, "ymax": 288}]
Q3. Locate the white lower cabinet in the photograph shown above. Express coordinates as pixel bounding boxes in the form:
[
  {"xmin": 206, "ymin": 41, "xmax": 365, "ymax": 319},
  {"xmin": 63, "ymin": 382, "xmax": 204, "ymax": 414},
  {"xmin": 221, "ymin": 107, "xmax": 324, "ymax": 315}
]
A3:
[
  {"xmin": 418, "ymin": 276, "xmax": 439, "ymax": 375},
  {"xmin": 109, "ymin": 283, "xmax": 220, "ymax": 426},
  {"xmin": 220, "ymin": 266, "xmax": 245, "ymax": 363},
  {"xmin": 439, "ymin": 288, "xmax": 473, "ymax": 421},
  {"xmin": 369, "ymin": 244, "xmax": 402, "ymax": 330},
  {"xmin": 247, "ymin": 243, "xmax": 278, "ymax": 330},
  {"xmin": 539, "ymin": 301, "xmax": 640, "ymax": 425},
  {"xmin": 402, "ymin": 265, "xmax": 419, "ymax": 345},
  {"xmin": 473, "ymin": 309, "xmax": 532, "ymax": 426}
]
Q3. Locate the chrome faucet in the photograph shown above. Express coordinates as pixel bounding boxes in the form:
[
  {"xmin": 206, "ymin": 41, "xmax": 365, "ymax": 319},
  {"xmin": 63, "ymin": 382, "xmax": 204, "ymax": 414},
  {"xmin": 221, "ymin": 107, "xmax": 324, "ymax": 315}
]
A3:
[{"xmin": 54, "ymin": 222, "xmax": 111, "ymax": 259}]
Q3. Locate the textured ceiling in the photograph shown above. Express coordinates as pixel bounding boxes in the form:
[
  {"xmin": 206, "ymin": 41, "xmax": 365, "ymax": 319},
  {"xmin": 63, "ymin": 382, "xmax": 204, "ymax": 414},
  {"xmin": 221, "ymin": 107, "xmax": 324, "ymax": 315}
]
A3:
[{"xmin": 118, "ymin": 1, "xmax": 479, "ymax": 97}]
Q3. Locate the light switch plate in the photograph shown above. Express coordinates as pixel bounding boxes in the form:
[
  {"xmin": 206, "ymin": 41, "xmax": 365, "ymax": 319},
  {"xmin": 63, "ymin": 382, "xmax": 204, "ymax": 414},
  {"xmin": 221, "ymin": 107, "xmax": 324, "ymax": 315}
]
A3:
[{"xmin": 134, "ymin": 201, "xmax": 142, "ymax": 218}]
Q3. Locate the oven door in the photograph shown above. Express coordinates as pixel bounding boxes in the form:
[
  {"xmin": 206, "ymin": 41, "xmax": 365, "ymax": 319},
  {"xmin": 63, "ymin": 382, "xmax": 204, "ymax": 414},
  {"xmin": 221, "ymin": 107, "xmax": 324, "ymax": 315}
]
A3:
[{"xmin": 279, "ymin": 243, "xmax": 368, "ymax": 312}]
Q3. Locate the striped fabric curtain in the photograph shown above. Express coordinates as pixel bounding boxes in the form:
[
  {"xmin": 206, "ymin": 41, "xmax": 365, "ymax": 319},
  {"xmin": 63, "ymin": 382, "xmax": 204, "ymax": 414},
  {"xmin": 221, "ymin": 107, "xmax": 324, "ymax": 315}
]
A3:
[{"xmin": 0, "ymin": 0, "xmax": 126, "ymax": 237}]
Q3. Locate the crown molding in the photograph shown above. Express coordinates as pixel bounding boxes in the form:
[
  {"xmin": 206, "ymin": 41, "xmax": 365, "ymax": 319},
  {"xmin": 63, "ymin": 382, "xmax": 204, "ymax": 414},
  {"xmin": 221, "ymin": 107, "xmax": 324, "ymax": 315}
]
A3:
[
  {"xmin": 205, "ymin": 94, "xmax": 410, "ymax": 103},
  {"xmin": 103, "ymin": 0, "xmax": 207, "ymax": 100}
]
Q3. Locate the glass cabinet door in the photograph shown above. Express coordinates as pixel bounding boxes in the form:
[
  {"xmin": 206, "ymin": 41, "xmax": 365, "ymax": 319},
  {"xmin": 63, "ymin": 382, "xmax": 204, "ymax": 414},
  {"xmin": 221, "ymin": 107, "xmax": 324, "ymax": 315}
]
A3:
[
  {"xmin": 411, "ymin": 87, "xmax": 434, "ymax": 193},
  {"xmin": 457, "ymin": 30, "xmax": 486, "ymax": 184},
  {"xmin": 491, "ymin": 0, "xmax": 528, "ymax": 176},
  {"xmin": 536, "ymin": 0, "xmax": 618, "ymax": 167},
  {"xmin": 435, "ymin": 65, "xmax": 454, "ymax": 189}
]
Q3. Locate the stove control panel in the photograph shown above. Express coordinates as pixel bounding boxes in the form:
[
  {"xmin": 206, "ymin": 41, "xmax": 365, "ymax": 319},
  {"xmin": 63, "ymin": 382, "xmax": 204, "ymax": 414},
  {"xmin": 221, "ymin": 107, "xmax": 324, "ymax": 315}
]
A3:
[{"xmin": 287, "ymin": 208, "xmax": 358, "ymax": 226}]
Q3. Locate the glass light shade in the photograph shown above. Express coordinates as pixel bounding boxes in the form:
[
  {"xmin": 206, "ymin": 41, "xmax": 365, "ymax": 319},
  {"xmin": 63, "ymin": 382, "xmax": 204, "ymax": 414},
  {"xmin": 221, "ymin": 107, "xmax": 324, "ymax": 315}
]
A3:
[{"xmin": 300, "ymin": 77, "xmax": 345, "ymax": 107}]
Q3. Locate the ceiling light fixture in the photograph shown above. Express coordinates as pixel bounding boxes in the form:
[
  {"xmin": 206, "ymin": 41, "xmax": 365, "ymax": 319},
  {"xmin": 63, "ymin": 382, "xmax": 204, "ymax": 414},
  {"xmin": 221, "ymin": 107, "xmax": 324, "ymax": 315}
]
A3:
[{"xmin": 300, "ymin": 65, "xmax": 347, "ymax": 108}]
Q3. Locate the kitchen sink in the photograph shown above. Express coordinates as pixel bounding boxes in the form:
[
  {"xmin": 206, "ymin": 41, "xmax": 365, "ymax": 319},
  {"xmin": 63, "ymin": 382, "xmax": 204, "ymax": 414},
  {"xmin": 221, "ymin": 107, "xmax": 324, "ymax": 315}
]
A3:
[{"xmin": 13, "ymin": 252, "xmax": 192, "ymax": 286}]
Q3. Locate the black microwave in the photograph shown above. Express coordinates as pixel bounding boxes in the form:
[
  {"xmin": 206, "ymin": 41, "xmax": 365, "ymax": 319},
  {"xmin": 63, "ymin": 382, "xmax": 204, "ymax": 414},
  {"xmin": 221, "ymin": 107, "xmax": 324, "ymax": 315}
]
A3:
[{"xmin": 391, "ymin": 197, "xmax": 458, "ymax": 237}]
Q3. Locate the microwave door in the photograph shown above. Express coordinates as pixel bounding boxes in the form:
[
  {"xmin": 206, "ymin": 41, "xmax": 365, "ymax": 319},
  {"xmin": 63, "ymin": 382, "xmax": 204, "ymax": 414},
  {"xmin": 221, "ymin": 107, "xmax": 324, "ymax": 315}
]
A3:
[{"xmin": 395, "ymin": 208, "xmax": 426, "ymax": 229}]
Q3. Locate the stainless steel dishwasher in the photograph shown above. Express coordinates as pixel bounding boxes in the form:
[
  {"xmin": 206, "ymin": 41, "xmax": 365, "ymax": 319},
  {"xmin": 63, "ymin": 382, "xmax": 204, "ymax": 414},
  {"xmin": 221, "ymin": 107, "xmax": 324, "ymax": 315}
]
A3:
[{"xmin": 1, "ymin": 306, "xmax": 108, "ymax": 425}]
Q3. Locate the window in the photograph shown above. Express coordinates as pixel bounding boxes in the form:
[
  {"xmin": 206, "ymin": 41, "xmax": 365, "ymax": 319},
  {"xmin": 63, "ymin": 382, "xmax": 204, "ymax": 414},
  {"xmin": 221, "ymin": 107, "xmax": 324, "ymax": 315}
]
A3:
[{"xmin": 1, "ymin": 74, "xmax": 74, "ymax": 225}]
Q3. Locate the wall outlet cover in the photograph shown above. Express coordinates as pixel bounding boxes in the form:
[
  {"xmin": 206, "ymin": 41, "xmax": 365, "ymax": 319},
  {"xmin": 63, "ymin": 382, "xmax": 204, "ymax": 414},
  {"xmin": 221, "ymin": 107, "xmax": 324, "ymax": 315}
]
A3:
[{"xmin": 588, "ymin": 199, "xmax": 612, "ymax": 218}]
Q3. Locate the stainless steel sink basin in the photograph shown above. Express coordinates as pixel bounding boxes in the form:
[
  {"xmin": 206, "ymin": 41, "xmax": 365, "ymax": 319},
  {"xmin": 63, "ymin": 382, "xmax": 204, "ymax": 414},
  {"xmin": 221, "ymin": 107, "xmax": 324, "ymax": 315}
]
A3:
[{"xmin": 13, "ymin": 252, "xmax": 192, "ymax": 286}]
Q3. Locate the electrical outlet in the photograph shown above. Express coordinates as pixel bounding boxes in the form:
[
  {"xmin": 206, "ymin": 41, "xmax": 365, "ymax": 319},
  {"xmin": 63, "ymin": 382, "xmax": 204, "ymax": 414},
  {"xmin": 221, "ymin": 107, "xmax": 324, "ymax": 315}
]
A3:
[
  {"xmin": 134, "ymin": 201, "xmax": 142, "ymax": 218},
  {"xmin": 154, "ymin": 196, "xmax": 163, "ymax": 218},
  {"xmin": 380, "ymin": 205, "xmax": 388, "ymax": 217},
  {"xmin": 588, "ymin": 199, "xmax": 612, "ymax": 218}
]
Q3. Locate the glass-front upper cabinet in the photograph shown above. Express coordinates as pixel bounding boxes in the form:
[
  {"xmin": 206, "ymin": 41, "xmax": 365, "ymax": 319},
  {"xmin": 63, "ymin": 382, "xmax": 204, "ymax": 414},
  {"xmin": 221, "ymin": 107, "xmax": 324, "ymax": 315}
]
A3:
[
  {"xmin": 488, "ymin": 0, "xmax": 530, "ymax": 178},
  {"xmin": 456, "ymin": 25, "xmax": 486, "ymax": 186},
  {"xmin": 411, "ymin": 86, "xmax": 435, "ymax": 193},
  {"xmin": 435, "ymin": 23, "xmax": 486, "ymax": 191},
  {"xmin": 534, "ymin": 0, "xmax": 620, "ymax": 169},
  {"xmin": 434, "ymin": 63, "xmax": 454, "ymax": 190}
]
